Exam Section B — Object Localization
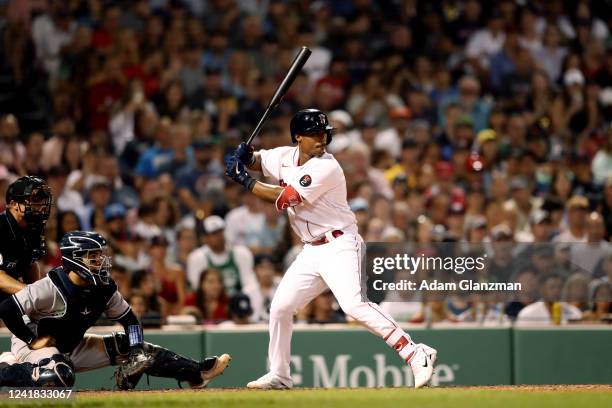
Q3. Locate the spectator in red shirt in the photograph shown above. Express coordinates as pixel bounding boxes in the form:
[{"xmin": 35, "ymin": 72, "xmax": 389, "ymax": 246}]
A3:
[
  {"xmin": 86, "ymin": 55, "xmax": 126, "ymax": 130},
  {"xmin": 185, "ymin": 268, "xmax": 229, "ymax": 324}
]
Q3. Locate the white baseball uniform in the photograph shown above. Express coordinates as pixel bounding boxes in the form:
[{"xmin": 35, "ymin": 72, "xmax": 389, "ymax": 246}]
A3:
[{"xmin": 259, "ymin": 146, "xmax": 418, "ymax": 384}]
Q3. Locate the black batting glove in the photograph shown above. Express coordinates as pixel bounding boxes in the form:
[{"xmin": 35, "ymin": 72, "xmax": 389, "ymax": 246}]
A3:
[
  {"xmin": 225, "ymin": 154, "xmax": 256, "ymax": 191},
  {"xmin": 235, "ymin": 142, "xmax": 255, "ymax": 166}
]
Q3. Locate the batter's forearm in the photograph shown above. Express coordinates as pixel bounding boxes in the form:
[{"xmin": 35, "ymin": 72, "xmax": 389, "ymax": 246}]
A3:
[
  {"xmin": 251, "ymin": 181, "xmax": 284, "ymax": 203},
  {"xmin": 0, "ymin": 271, "xmax": 26, "ymax": 294}
]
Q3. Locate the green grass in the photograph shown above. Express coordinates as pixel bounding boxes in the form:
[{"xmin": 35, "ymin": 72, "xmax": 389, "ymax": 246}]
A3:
[{"xmin": 2, "ymin": 387, "xmax": 612, "ymax": 408}]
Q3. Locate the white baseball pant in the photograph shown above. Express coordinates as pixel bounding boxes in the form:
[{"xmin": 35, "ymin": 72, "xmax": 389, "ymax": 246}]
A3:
[{"xmin": 268, "ymin": 232, "xmax": 416, "ymax": 383}]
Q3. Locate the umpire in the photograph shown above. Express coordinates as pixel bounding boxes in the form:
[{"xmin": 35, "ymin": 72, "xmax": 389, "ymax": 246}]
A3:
[{"xmin": 0, "ymin": 176, "xmax": 52, "ymax": 300}]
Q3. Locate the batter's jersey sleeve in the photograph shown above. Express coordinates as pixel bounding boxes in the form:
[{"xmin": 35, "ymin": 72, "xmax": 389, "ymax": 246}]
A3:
[
  {"xmin": 259, "ymin": 146, "xmax": 293, "ymax": 179},
  {"xmin": 290, "ymin": 159, "xmax": 342, "ymax": 204},
  {"xmin": 105, "ymin": 290, "xmax": 132, "ymax": 320},
  {"xmin": 12, "ymin": 277, "xmax": 60, "ymax": 320}
]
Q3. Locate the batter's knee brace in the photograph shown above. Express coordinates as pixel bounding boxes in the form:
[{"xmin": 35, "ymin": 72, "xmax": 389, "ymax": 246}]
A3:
[
  {"xmin": 33, "ymin": 354, "xmax": 75, "ymax": 388},
  {"xmin": 103, "ymin": 332, "xmax": 131, "ymax": 365}
]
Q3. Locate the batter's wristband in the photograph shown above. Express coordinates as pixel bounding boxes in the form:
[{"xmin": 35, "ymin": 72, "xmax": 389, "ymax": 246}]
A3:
[
  {"xmin": 127, "ymin": 324, "xmax": 144, "ymax": 347},
  {"xmin": 246, "ymin": 178, "xmax": 257, "ymax": 192}
]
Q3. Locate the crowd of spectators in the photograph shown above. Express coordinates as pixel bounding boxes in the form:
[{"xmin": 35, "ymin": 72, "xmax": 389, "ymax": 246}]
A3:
[{"xmin": 0, "ymin": 0, "xmax": 611, "ymax": 326}]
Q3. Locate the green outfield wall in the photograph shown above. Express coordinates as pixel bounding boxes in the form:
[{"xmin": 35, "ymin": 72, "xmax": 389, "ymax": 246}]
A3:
[{"xmin": 0, "ymin": 325, "xmax": 610, "ymax": 389}]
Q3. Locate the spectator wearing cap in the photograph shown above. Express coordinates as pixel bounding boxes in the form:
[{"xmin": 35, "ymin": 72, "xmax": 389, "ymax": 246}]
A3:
[
  {"xmin": 327, "ymin": 110, "xmax": 360, "ymax": 154},
  {"xmin": 349, "ymin": 198, "xmax": 370, "ymax": 235},
  {"xmin": 476, "ymin": 129, "xmax": 498, "ymax": 167},
  {"xmin": 516, "ymin": 209, "xmax": 553, "ymax": 243},
  {"xmin": 187, "ymin": 215, "xmax": 257, "ymax": 298},
  {"xmin": 554, "ymin": 195, "xmax": 589, "ymax": 243},
  {"xmin": 463, "ymin": 216, "xmax": 488, "ymax": 254},
  {"xmin": 551, "ymin": 68, "xmax": 587, "ymax": 137},
  {"xmin": 374, "ymin": 106, "xmax": 411, "ymax": 159},
  {"xmin": 176, "ymin": 137, "xmax": 225, "ymax": 216},
  {"xmin": 146, "ymin": 235, "xmax": 186, "ymax": 316},
  {"xmin": 504, "ymin": 176, "xmax": 539, "ymax": 234},
  {"xmin": 488, "ymin": 223, "xmax": 516, "ymax": 282},
  {"xmin": 218, "ymin": 293, "xmax": 254, "ymax": 326}
]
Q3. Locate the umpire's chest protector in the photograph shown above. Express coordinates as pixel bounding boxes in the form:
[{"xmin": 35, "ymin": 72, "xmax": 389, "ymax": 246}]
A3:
[
  {"xmin": 0, "ymin": 213, "xmax": 37, "ymax": 290},
  {"xmin": 36, "ymin": 268, "xmax": 117, "ymax": 353}
]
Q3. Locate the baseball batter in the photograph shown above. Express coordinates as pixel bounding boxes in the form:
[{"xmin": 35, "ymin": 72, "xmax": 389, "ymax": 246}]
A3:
[{"xmin": 225, "ymin": 108, "xmax": 437, "ymax": 389}]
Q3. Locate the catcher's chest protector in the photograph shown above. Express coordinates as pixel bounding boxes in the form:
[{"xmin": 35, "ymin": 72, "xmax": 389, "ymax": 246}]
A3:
[{"xmin": 37, "ymin": 268, "xmax": 117, "ymax": 353}]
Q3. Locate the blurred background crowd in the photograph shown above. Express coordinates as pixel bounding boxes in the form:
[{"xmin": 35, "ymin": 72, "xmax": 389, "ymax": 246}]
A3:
[{"xmin": 0, "ymin": 0, "xmax": 611, "ymax": 326}]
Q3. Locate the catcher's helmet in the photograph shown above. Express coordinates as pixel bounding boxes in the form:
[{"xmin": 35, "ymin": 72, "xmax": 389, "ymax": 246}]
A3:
[
  {"xmin": 6, "ymin": 176, "xmax": 52, "ymax": 226},
  {"xmin": 290, "ymin": 109, "xmax": 334, "ymax": 145},
  {"xmin": 60, "ymin": 231, "xmax": 112, "ymax": 285}
]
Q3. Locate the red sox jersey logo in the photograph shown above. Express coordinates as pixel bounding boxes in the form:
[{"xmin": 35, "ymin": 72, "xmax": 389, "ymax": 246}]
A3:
[{"xmin": 299, "ymin": 175, "xmax": 312, "ymax": 187}]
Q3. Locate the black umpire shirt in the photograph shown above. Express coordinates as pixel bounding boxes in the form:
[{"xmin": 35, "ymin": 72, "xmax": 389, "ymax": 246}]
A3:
[{"xmin": 0, "ymin": 210, "xmax": 42, "ymax": 303}]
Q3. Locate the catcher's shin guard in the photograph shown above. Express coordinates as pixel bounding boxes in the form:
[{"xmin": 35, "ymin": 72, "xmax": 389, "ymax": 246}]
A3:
[
  {"xmin": 109, "ymin": 332, "xmax": 207, "ymax": 389},
  {"xmin": 142, "ymin": 343, "xmax": 205, "ymax": 387}
]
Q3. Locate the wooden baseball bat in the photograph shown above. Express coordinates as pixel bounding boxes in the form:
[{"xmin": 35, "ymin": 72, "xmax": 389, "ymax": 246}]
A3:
[{"xmin": 245, "ymin": 46, "xmax": 312, "ymax": 146}]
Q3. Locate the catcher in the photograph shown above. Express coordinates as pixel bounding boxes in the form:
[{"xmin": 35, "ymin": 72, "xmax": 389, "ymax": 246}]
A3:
[{"xmin": 0, "ymin": 231, "xmax": 231, "ymax": 389}]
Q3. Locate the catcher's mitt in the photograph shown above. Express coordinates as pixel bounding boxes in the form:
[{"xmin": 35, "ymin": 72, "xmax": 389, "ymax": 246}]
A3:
[{"xmin": 114, "ymin": 348, "xmax": 153, "ymax": 390}]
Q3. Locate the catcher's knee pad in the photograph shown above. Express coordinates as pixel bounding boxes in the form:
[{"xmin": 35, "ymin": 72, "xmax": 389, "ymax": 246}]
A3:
[
  {"xmin": 104, "ymin": 332, "xmax": 131, "ymax": 365},
  {"xmin": 33, "ymin": 354, "xmax": 75, "ymax": 387}
]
